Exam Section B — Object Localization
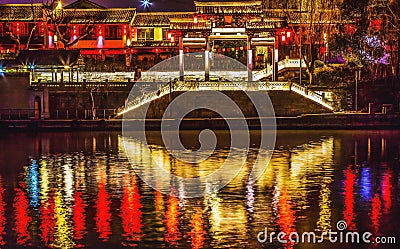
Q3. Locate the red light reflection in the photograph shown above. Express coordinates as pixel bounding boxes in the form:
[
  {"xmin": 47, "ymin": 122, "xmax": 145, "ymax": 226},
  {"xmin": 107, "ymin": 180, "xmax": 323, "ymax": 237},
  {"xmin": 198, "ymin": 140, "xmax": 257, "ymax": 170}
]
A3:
[
  {"xmin": 120, "ymin": 176, "xmax": 142, "ymax": 246},
  {"xmin": 0, "ymin": 177, "xmax": 6, "ymax": 246},
  {"xmin": 370, "ymin": 193, "xmax": 382, "ymax": 235},
  {"xmin": 95, "ymin": 182, "xmax": 112, "ymax": 242},
  {"xmin": 381, "ymin": 169, "xmax": 393, "ymax": 214},
  {"xmin": 39, "ymin": 193, "xmax": 55, "ymax": 247},
  {"xmin": 13, "ymin": 184, "xmax": 32, "ymax": 245},
  {"xmin": 343, "ymin": 166, "xmax": 356, "ymax": 231},
  {"xmin": 188, "ymin": 208, "xmax": 205, "ymax": 249},
  {"xmin": 73, "ymin": 191, "xmax": 87, "ymax": 246},
  {"xmin": 164, "ymin": 194, "xmax": 181, "ymax": 246},
  {"xmin": 277, "ymin": 189, "xmax": 296, "ymax": 249}
]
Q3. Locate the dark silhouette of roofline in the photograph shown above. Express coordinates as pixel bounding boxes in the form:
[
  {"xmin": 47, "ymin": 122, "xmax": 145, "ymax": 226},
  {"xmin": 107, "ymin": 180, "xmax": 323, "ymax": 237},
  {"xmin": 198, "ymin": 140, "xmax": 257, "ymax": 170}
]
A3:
[{"xmin": 65, "ymin": 0, "xmax": 106, "ymax": 10}]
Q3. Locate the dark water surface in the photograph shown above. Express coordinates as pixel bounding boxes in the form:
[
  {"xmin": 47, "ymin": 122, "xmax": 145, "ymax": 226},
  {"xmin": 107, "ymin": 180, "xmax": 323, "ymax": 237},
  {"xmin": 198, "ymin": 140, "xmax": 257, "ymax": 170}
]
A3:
[{"xmin": 0, "ymin": 131, "xmax": 398, "ymax": 248}]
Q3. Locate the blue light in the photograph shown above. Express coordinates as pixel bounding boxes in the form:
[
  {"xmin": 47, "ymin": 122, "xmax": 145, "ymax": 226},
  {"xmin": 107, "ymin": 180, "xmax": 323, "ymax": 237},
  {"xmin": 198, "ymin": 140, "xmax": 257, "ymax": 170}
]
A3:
[
  {"xmin": 28, "ymin": 159, "xmax": 40, "ymax": 209},
  {"xmin": 27, "ymin": 63, "xmax": 35, "ymax": 70},
  {"xmin": 141, "ymin": 0, "xmax": 152, "ymax": 9},
  {"xmin": 360, "ymin": 167, "xmax": 372, "ymax": 200}
]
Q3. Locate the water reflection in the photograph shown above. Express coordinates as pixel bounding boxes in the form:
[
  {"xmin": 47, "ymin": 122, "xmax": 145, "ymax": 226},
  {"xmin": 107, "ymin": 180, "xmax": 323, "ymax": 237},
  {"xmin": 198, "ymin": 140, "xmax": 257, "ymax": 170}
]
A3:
[
  {"xmin": 120, "ymin": 175, "xmax": 142, "ymax": 246},
  {"xmin": 53, "ymin": 189, "xmax": 75, "ymax": 249},
  {"xmin": 164, "ymin": 194, "xmax": 181, "ymax": 246},
  {"xmin": 39, "ymin": 192, "xmax": 55, "ymax": 247},
  {"xmin": 276, "ymin": 188, "xmax": 296, "ymax": 249},
  {"xmin": 343, "ymin": 165, "xmax": 356, "ymax": 231},
  {"xmin": 0, "ymin": 131, "xmax": 396, "ymax": 248},
  {"xmin": 95, "ymin": 181, "xmax": 112, "ymax": 242},
  {"xmin": 13, "ymin": 182, "xmax": 31, "ymax": 246},
  {"xmin": 188, "ymin": 207, "xmax": 205, "ymax": 249},
  {"xmin": 72, "ymin": 191, "xmax": 86, "ymax": 247},
  {"xmin": 0, "ymin": 177, "xmax": 6, "ymax": 246},
  {"xmin": 28, "ymin": 160, "xmax": 40, "ymax": 209}
]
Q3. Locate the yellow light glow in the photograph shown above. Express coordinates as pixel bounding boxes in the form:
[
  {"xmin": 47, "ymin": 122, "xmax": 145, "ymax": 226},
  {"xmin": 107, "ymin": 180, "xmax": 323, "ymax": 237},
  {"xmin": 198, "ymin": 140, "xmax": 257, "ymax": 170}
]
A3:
[
  {"xmin": 52, "ymin": 190, "xmax": 75, "ymax": 249},
  {"xmin": 56, "ymin": 0, "xmax": 63, "ymax": 10},
  {"xmin": 316, "ymin": 179, "xmax": 332, "ymax": 233},
  {"xmin": 154, "ymin": 28, "xmax": 163, "ymax": 41},
  {"xmin": 39, "ymin": 160, "xmax": 49, "ymax": 202}
]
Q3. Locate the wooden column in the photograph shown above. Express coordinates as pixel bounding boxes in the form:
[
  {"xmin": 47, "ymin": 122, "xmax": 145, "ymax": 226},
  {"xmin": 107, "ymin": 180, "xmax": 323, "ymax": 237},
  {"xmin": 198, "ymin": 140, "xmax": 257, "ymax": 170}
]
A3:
[
  {"xmin": 179, "ymin": 36, "xmax": 184, "ymax": 81},
  {"xmin": 247, "ymin": 35, "xmax": 253, "ymax": 82},
  {"xmin": 205, "ymin": 36, "xmax": 210, "ymax": 81},
  {"xmin": 273, "ymin": 37, "xmax": 278, "ymax": 81}
]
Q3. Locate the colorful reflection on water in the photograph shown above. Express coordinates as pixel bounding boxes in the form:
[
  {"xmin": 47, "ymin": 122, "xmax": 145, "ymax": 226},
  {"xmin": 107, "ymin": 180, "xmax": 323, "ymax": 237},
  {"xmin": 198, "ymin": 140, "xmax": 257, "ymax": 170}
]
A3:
[{"xmin": 0, "ymin": 131, "xmax": 398, "ymax": 248}]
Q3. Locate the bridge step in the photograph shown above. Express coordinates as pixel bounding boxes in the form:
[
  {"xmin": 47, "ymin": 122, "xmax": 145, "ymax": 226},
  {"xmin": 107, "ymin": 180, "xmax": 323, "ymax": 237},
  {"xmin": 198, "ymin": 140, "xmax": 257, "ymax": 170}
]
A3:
[{"xmin": 117, "ymin": 81, "xmax": 333, "ymax": 117}]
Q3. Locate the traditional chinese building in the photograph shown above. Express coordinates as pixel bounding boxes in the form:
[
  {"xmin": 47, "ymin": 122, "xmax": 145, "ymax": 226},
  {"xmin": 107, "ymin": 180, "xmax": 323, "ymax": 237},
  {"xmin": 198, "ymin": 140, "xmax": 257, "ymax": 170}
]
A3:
[
  {"xmin": 0, "ymin": 0, "xmax": 345, "ymax": 75},
  {"xmin": 0, "ymin": 0, "xmax": 136, "ymax": 56}
]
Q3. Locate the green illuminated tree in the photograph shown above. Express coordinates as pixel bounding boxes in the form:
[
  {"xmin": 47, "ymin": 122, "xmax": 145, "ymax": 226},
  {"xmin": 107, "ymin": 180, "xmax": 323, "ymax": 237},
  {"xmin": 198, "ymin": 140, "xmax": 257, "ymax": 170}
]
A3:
[{"xmin": 278, "ymin": 0, "xmax": 341, "ymax": 84}]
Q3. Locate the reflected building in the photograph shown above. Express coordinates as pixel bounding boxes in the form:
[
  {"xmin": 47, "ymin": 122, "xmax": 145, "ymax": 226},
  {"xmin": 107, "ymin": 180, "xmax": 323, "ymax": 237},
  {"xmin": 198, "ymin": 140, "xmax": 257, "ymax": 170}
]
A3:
[
  {"xmin": 13, "ymin": 183, "xmax": 32, "ymax": 246},
  {"xmin": 0, "ymin": 177, "xmax": 6, "ymax": 246},
  {"xmin": 72, "ymin": 191, "xmax": 87, "ymax": 247},
  {"xmin": 53, "ymin": 189, "xmax": 75, "ymax": 249},
  {"xmin": 39, "ymin": 193, "xmax": 55, "ymax": 247},
  {"xmin": 164, "ymin": 194, "xmax": 182, "ymax": 246},
  {"xmin": 342, "ymin": 165, "xmax": 356, "ymax": 231},
  {"xmin": 188, "ymin": 208, "xmax": 206, "ymax": 249},
  {"xmin": 95, "ymin": 181, "xmax": 112, "ymax": 242},
  {"xmin": 0, "ymin": 131, "xmax": 397, "ymax": 248},
  {"xmin": 120, "ymin": 174, "xmax": 143, "ymax": 247}
]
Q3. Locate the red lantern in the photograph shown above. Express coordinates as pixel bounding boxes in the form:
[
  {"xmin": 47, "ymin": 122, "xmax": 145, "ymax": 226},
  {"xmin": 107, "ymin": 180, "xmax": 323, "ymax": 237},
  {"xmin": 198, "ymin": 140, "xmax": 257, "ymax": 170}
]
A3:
[
  {"xmin": 370, "ymin": 19, "xmax": 382, "ymax": 31},
  {"xmin": 345, "ymin": 24, "xmax": 356, "ymax": 35}
]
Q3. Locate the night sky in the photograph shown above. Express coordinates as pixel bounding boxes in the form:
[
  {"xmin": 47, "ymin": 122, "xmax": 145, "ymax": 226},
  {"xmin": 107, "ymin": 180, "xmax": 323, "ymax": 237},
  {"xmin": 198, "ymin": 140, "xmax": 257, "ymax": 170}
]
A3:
[
  {"xmin": 0, "ymin": 0, "xmax": 194, "ymax": 11},
  {"xmin": 0, "ymin": 0, "xmax": 253, "ymax": 11},
  {"xmin": 0, "ymin": 0, "xmax": 240, "ymax": 11}
]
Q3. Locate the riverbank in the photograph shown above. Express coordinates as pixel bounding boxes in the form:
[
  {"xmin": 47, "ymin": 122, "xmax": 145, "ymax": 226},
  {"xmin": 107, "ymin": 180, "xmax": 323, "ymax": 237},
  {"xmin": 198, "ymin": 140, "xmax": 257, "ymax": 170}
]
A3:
[{"xmin": 0, "ymin": 113, "xmax": 399, "ymax": 131}]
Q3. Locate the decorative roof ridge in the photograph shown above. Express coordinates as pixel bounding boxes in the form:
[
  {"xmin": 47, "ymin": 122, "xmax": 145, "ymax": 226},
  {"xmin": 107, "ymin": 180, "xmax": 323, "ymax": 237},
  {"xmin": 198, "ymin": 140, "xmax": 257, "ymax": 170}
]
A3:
[
  {"xmin": 194, "ymin": 1, "xmax": 262, "ymax": 6},
  {"xmin": 0, "ymin": 3, "xmax": 42, "ymax": 7},
  {"xmin": 63, "ymin": 8, "xmax": 137, "ymax": 11},
  {"xmin": 135, "ymin": 11, "xmax": 195, "ymax": 15}
]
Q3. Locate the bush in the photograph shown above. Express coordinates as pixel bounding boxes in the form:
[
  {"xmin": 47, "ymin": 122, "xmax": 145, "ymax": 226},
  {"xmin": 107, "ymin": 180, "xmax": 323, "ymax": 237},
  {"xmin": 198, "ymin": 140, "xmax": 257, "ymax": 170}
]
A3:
[{"xmin": 314, "ymin": 60, "xmax": 325, "ymax": 68}]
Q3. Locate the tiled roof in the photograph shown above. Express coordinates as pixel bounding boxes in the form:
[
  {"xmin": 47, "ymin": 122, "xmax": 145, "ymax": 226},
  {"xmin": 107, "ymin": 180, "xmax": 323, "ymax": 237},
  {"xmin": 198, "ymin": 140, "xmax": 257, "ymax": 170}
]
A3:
[
  {"xmin": 195, "ymin": 1, "xmax": 262, "ymax": 14},
  {"xmin": 61, "ymin": 8, "xmax": 136, "ymax": 24},
  {"xmin": 170, "ymin": 20, "xmax": 212, "ymax": 30},
  {"xmin": 263, "ymin": 9, "xmax": 343, "ymax": 24},
  {"xmin": 246, "ymin": 19, "xmax": 286, "ymax": 30},
  {"xmin": 0, "ymin": 4, "xmax": 43, "ymax": 22},
  {"xmin": 132, "ymin": 12, "xmax": 195, "ymax": 27}
]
